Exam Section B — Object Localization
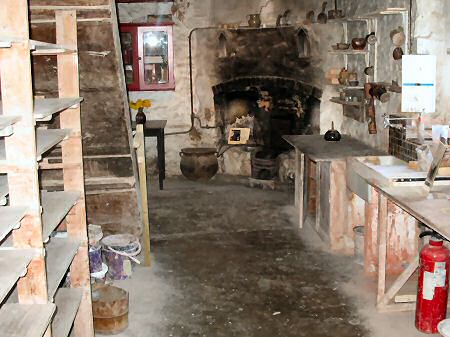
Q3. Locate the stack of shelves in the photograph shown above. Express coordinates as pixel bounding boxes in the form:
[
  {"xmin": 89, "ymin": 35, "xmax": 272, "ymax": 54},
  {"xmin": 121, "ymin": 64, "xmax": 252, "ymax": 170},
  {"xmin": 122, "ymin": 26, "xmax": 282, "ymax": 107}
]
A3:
[{"xmin": 0, "ymin": 1, "xmax": 94, "ymax": 337}]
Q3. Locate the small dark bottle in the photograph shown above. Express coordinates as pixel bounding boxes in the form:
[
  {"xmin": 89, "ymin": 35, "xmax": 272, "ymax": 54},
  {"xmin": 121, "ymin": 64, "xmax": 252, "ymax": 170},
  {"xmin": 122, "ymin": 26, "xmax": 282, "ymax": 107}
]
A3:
[{"xmin": 135, "ymin": 107, "xmax": 146, "ymax": 124}]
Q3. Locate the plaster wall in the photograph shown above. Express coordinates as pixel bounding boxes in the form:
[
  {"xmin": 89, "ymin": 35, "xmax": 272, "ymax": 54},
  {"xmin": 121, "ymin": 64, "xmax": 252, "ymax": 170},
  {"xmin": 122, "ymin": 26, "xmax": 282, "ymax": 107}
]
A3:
[
  {"xmin": 117, "ymin": 1, "xmax": 339, "ymax": 176},
  {"xmin": 118, "ymin": 0, "xmax": 450, "ymax": 176}
]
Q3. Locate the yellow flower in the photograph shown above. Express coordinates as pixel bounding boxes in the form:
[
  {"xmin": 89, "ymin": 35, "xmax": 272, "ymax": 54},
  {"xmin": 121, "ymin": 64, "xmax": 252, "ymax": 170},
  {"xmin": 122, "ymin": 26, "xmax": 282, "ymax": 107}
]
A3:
[{"xmin": 130, "ymin": 99, "xmax": 152, "ymax": 110}]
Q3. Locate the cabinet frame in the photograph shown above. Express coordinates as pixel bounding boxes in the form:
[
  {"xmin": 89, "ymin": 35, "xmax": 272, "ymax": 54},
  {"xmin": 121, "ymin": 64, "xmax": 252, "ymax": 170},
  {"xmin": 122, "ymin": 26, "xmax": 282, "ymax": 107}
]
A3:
[{"xmin": 120, "ymin": 23, "xmax": 175, "ymax": 91}]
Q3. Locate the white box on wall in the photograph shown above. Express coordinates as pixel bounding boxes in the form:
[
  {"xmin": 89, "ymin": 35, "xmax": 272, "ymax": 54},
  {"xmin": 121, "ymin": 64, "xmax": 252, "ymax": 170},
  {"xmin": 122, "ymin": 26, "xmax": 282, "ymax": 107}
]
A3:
[{"xmin": 402, "ymin": 55, "xmax": 436, "ymax": 114}]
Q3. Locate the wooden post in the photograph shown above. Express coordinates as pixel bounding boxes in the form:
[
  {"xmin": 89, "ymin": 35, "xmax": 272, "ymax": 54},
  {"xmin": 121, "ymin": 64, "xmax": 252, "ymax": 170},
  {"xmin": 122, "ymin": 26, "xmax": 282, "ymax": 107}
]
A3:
[
  {"xmin": 295, "ymin": 150, "xmax": 305, "ymax": 228},
  {"xmin": 134, "ymin": 124, "xmax": 151, "ymax": 266},
  {"xmin": 56, "ymin": 10, "xmax": 94, "ymax": 337},
  {"xmin": 328, "ymin": 160, "xmax": 351, "ymax": 253},
  {"xmin": 377, "ymin": 193, "xmax": 388, "ymax": 305},
  {"xmin": 364, "ymin": 187, "xmax": 379, "ymax": 275}
]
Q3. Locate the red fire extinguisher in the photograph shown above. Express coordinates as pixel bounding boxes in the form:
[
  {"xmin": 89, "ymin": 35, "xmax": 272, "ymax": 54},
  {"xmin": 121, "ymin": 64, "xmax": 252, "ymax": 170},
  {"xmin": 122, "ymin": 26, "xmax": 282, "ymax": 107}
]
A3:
[{"xmin": 416, "ymin": 230, "xmax": 450, "ymax": 333}]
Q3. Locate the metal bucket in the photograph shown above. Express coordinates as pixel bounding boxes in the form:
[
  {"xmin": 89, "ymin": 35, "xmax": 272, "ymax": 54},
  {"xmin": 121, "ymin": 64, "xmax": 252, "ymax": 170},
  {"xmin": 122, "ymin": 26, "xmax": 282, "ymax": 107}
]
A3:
[
  {"xmin": 353, "ymin": 226, "xmax": 364, "ymax": 266},
  {"xmin": 102, "ymin": 234, "xmax": 141, "ymax": 280}
]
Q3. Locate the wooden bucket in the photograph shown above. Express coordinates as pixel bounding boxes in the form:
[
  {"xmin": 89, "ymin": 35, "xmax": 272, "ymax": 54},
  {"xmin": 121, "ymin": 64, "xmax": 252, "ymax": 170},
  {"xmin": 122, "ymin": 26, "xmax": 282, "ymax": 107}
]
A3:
[{"xmin": 92, "ymin": 284, "xmax": 129, "ymax": 335}]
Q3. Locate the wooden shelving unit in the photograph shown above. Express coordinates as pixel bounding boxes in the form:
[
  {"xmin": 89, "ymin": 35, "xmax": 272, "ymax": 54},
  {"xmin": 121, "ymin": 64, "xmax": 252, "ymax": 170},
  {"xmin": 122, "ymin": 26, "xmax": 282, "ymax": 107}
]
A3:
[{"xmin": 0, "ymin": 1, "xmax": 94, "ymax": 337}]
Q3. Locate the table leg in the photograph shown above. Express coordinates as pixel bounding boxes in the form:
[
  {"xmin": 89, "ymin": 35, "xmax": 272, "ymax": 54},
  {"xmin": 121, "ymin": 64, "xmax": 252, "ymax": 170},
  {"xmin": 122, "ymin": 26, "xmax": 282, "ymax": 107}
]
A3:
[
  {"xmin": 315, "ymin": 162, "xmax": 321, "ymax": 231},
  {"xmin": 157, "ymin": 130, "xmax": 164, "ymax": 190},
  {"xmin": 365, "ymin": 187, "xmax": 379, "ymax": 276},
  {"xmin": 295, "ymin": 150, "xmax": 305, "ymax": 228},
  {"xmin": 377, "ymin": 193, "xmax": 388, "ymax": 305}
]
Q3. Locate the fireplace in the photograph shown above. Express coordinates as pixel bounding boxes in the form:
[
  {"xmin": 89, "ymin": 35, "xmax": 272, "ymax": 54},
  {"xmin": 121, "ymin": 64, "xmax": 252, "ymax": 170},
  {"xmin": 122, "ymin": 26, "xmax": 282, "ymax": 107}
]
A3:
[{"xmin": 211, "ymin": 26, "xmax": 322, "ymax": 180}]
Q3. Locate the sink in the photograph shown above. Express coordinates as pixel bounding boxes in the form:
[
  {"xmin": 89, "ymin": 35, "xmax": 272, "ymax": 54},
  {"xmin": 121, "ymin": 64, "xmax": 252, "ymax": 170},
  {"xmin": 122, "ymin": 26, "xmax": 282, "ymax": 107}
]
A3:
[
  {"xmin": 358, "ymin": 156, "xmax": 405, "ymax": 166},
  {"xmin": 348, "ymin": 156, "xmax": 424, "ymax": 202},
  {"xmin": 348, "ymin": 155, "xmax": 450, "ymax": 202}
]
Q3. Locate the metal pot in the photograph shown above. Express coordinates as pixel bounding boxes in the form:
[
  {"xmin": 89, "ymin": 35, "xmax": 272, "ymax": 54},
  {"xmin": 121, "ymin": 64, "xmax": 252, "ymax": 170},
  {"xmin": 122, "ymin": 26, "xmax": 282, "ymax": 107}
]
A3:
[{"xmin": 179, "ymin": 147, "xmax": 219, "ymax": 181}]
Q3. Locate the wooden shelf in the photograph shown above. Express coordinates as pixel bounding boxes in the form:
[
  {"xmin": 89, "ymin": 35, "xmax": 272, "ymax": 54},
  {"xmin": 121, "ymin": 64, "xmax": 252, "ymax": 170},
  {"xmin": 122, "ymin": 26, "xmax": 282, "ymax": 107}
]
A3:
[
  {"xmin": 0, "ymin": 249, "xmax": 35, "ymax": 303},
  {"xmin": 329, "ymin": 49, "xmax": 368, "ymax": 55},
  {"xmin": 0, "ymin": 129, "xmax": 70, "ymax": 166},
  {"xmin": 0, "ymin": 116, "xmax": 21, "ymax": 137},
  {"xmin": 0, "ymin": 303, "xmax": 56, "ymax": 337},
  {"xmin": 46, "ymin": 238, "xmax": 80, "ymax": 300},
  {"xmin": 30, "ymin": 40, "xmax": 76, "ymax": 55},
  {"xmin": 52, "ymin": 288, "xmax": 83, "ymax": 337},
  {"xmin": 36, "ymin": 129, "xmax": 71, "ymax": 161},
  {"xmin": 0, "ymin": 174, "xmax": 8, "ymax": 205},
  {"xmin": 0, "ymin": 207, "xmax": 27, "ymax": 242},
  {"xmin": 0, "ymin": 41, "xmax": 12, "ymax": 48},
  {"xmin": 34, "ymin": 98, "xmax": 83, "ymax": 121},
  {"xmin": 41, "ymin": 191, "xmax": 81, "ymax": 241},
  {"xmin": 329, "ymin": 84, "xmax": 365, "ymax": 90},
  {"xmin": 0, "ymin": 98, "xmax": 82, "ymax": 122},
  {"xmin": 330, "ymin": 97, "xmax": 364, "ymax": 107}
]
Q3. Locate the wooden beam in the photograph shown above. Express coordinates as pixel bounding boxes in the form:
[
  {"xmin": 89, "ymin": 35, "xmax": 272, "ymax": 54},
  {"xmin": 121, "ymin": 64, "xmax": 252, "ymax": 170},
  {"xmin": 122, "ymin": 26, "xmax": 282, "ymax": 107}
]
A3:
[
  {"xmin": 56, "ymin": 10, "xmax": 94, "ymax": 337},
  {"xmin": 30, "ymin": 5, "xmax": 111, "ymax": 11},
  {"xmin": 135, "ymin": 124, "xmax": 151, "ymax": 266},
  {"xmin": 364, "ymin": 187, "xmax": 379, "ymax": 275},
  {"xmin": 377, "ymin": 193, "xmax": 388, "ymax": 305}
]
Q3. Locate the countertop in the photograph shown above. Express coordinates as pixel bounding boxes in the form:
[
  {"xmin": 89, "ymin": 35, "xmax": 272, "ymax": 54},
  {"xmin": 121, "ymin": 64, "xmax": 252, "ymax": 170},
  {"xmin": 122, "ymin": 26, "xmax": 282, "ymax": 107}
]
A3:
[
  {"xmin": 382, "ymin": 185, "xmax": 450, "ymax": 241},
  {"xmin": 283, "ymin": 135, "xmax": 384, "ymax": 161}
]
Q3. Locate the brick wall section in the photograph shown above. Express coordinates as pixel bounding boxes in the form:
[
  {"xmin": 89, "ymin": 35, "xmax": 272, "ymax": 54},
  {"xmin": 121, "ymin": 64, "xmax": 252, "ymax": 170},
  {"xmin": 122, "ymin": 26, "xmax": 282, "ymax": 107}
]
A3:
[{"xmin": 388, "ymin": 125, "xmax": 419, "ymax": 162}]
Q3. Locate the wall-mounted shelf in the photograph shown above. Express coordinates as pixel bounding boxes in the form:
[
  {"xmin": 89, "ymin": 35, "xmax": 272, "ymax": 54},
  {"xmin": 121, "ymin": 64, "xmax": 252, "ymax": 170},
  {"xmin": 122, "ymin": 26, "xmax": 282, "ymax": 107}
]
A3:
[
  {"xmin": 329, "ymin": 84, "xmax": 364, "ymax": 90},
  {"xmin": 330, "ymin": 97, "xmax": 364, "ymax": 107},
  {"xmin": 329, "ymin": 49, "xmax": 368, "ymax": 55}
]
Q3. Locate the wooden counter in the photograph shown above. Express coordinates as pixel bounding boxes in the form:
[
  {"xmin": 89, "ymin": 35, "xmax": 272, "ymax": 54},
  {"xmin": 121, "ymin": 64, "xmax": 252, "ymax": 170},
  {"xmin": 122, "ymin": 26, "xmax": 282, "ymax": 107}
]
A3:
[
  {"xmin": 352, "ymin": 163, "xmax": 450, "ymax": 312},
  {"xmin": 283, "ymin": 135, "xmax": 383, "ymax": 253}
]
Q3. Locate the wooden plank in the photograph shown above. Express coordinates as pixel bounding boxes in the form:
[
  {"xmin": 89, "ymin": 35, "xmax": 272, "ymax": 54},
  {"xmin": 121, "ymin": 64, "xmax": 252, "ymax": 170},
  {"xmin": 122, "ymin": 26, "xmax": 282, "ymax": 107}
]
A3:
[
  {"xmin": 296, "ymin": 151, "xmax": 305, "ymax": 228},
  {"xmin": 0, "ymin": 42, "xmax": 12, "ymax": 48},
  {"xmin": 36, "ymin": 129, "xmax": 71, "ymax": 161},
  {"xmin": 380, "ymin": 255, "xmax": 419, "ymax": 307},
  {"xmin": 0, "ymin": 129, "xmax": 71, "ymax": 166},
  {"xmin": 41, "ymin": 191, "xmax": 81, "ymax": 241},
  {"xmin": 45, "ymin": 237, "xmax": 80, "ymax": 299},
  {"xmin": 0, "ymin": 116, "xmax": 21, "ymax": 136},
  {"xmin": 0, "ymin": 174, "xmax": 8, "ymax": 205},
  {"xmin": 52, "ymin": 288, "xmax": 83, "ymax": 337},
  {"xmin": 0, "ymin": 303, "xmax": 55, "ymax": 337},
  {"xmin": 364, "ymin": 187, "xmax": 379, "ymax": 275},
  {"xmin": 1, "ymin": 98, "xmax": 81, "ymax": 122},
  {"xmin": 56, "ymin": 10, "xmax": 94, "ymax": 337},
  {"xmin": 0, "ymin": 206, "xmax": 27, "ymax": 242},
  {"xmin": 30, "ymin": 40, "xmax": 76, "ymax": 55},
  {"xmin": 135, "ymin": 124, "xmax": 151, "ymax": 266},
  {"xmin": 0, "ymin": 249, "xmax": 35, "ymax": 303},
  {"xmin": 377, "ymin": 193, "xmax": 388, "ymax": 307},
  {"xmin": 30, "ymin": 5, "xmax": 111, "ymax": 10},
  {"xmin": 328, "ymin": 160, "xmax": 351, "ymax": 253}
]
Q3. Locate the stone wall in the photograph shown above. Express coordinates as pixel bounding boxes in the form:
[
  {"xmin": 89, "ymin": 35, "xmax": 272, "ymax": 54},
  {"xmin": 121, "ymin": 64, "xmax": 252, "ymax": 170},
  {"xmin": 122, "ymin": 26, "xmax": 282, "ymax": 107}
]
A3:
[
  {"xmin": 117, "ymin": 0, "xmax": 450, "ymax": 176},
  {"xmin": 117, "ymin": 0, "xmax": 335, "ymax": 176}
]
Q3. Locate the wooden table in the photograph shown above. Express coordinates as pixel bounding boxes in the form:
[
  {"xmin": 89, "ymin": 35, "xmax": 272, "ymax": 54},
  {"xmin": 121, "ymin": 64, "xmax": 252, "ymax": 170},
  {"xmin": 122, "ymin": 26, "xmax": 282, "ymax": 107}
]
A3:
[
  {"xmin": 353, "ymin": 164, "xmax": 450, "ymax": 312},
  {"xmin": 132, "ymin": 120, "xmax": 167, "ymax": 190},
  {"xmin": 283, "ymin": 135, "xmax": 383, "ymax": 253}
]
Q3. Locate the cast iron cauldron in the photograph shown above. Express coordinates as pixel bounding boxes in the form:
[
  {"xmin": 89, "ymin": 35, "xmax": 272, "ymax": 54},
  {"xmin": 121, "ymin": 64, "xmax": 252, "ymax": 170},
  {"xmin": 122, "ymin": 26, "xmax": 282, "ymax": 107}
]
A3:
[{"xmin": 179, "ymin": 147, "xmax": 219, "ymax": 181}]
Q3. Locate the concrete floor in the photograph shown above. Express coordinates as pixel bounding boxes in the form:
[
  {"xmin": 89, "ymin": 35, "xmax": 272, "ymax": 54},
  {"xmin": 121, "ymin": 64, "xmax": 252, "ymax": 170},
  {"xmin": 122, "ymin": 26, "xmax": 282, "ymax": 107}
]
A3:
[{"xmin": 108, "ymin": 176, "xmax": 428, "ymax": 337}]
